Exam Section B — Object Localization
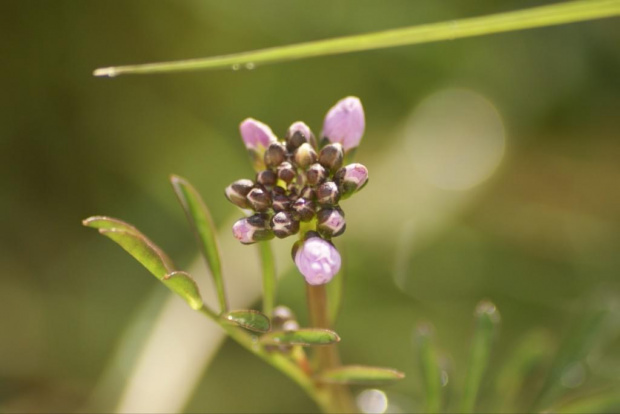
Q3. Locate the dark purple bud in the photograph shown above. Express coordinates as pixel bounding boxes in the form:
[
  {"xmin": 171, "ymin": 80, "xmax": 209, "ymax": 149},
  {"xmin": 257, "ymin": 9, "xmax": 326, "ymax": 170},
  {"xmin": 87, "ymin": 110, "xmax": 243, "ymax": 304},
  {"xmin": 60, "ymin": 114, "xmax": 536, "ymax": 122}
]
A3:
[
  {"xmin": 299, "ymin": 186, "xmax": 315, "ymax": 200},
  {"xmin": 334, "ymin": 163, "xmax": 369, "ymax": 198},
  {"xmin": 306, "ymin": 163, "xmax": 328, "ymax": 187},
  {"xmin": 291, "ymin": 197, "xmax": 316, "ymax": 222},
  {"xmin": 272, "ymin": 305, "xmax": 296, "ymax": 327},
  {"xmin": 264, "ymin": 142, "xmax": 287, "ymax": 168},
  {"xmin": 293, "ymin": 143, "xmax": 317, "ymax": 169},
  {"xmin": 272, "ymin": 193, "xmax": 291, "ymax": 212},
  {"xmin": 270, "ymin": 211, "xmax": 300, "ymax": 238},
  {"xmin": 232, "ymin": 213, "xmax": 274, "ymax": 244},
  {"xmin": 256, "ymin": 169, "xmax": 277, "ymax": 187},
  {"xmin": 224, "ymin": 179, "xmax": 254, "ymax": 209},
  {"xmin": 317, "ymin": 207, "xmax": 346, "ymax": 238},
  {"xmin": 316, "ymin": 181, "xmax": 340, "ymax": 205},
  {"xmin": 318, "ymin": 143, "xmax": 344, "ymax": 173},
  {"xmin": 247, "ymin": 187, "xmax": 272, "ymax": 211},
  {"xmin": 277, "ymin": 161, "xmax": 296, "ymax": 183},
  {"xmin": 286, "ymin": 121, "xmax": 316, "ymax": 151}
]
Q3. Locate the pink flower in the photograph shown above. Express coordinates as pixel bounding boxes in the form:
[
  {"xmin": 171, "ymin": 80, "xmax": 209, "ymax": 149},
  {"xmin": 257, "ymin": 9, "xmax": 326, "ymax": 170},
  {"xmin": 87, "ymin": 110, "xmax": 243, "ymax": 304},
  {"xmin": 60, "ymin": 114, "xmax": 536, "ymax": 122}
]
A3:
[
  {"xmin": 334, "ymin": 163, "xmax": 369, "ymax": 198},
  {"xmin": 232, "ymin": 218, "xmax": 254, "ymax": 244},
  {"xmin": 322, "ymin": 96, "xmax": 365, "ymax": 152},
  {"xmin": 294, "ymin": 237, "xmax": 341, "ymax": 285},
  {"xmin": 239, "ymin": 118, "xmax": 277, "ymax": 151}
]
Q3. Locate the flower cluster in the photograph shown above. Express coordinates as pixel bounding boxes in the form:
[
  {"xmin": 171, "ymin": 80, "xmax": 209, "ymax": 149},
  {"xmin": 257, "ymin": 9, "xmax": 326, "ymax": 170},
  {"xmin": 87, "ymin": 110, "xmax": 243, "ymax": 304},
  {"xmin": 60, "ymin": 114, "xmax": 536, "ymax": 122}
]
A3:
[{"xmin": 226, "ymin": 97, "xmax": 368, "ymax": 285}]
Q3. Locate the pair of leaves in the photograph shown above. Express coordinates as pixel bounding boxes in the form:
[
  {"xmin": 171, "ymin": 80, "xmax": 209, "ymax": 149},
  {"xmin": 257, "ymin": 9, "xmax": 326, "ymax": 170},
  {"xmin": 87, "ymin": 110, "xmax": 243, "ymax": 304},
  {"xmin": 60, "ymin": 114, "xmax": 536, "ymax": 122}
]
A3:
[{"xmin": 82, "ymin": 216, "xmax": 203, "ymax": 310}]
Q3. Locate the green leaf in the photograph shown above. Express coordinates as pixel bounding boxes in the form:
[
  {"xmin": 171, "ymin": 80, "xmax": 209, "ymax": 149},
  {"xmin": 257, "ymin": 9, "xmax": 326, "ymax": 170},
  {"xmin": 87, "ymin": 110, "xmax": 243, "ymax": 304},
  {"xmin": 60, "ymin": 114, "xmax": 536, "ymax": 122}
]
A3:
[
  {"xmin": 94, "ymin": 1, "xmax": 620, "ymax": 77},
  {"xmin": 317, "ymin": 365, "xmax": 405, "ymax": 385},
  {"xmin": 416, "ymin": 323, "xmax": 443, "ymax": 413},
  {"xmin": 549, "ymin": 389, "xmax": 620, "ymax": 413},
  {"xmin": 327, "ymin": 268, "xmax": 345, "ymax": 326},
  {"xmin": 260, "ymin": 329, "xmax": 340, "ymax": 346},
  {"xmin": 162, "ymin": 271, "xmax": 203, "ymax": 310},
  {"xmin": 258, "ymin": 241, "xmax": 276, "ymax": 317},
  {"xmin": 222, "ymin": 310, "xmax": 271, "ymax": 333},
  {"xmin": 82, "ymin": 215, "xmax": 141, "ymax": 233},
  {"xmin": 460, "ymin": 300, "xmax": 501, "ymax": 413},
  {"xmin": 170, "ymin": 175, "xmax": 227, "ymax": 312}
]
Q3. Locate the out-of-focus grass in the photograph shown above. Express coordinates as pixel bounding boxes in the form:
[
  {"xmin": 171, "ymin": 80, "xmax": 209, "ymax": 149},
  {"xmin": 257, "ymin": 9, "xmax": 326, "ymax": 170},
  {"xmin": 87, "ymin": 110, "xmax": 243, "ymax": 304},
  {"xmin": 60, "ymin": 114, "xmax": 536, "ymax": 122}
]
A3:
[{"xmin": 1, "ymin": 1, "xmax": 619, "ymax": 412}]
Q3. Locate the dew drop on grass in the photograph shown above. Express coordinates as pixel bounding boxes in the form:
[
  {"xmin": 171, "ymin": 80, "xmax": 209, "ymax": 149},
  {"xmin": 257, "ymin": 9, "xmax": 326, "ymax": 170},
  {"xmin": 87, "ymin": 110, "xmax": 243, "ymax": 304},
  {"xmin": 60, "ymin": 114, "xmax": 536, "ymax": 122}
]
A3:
[
  {"xmin": 231, "ymin": 64, "xmax": 240, "ymax": 71},
  {"xmin": 245, "ymin": 62, "xmax": 255, "ymax": 70}
]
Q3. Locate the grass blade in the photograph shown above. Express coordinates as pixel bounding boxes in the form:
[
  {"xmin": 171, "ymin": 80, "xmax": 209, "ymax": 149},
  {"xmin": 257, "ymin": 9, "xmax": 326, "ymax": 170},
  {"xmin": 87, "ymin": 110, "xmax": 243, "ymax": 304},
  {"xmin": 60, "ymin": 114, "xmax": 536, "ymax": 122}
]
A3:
[
  {"xmin": 258, "ymin": 241, "xmax": 276, "ymax": 317},
  {"xmin": 416, "ymin": 323, "xmax": 443, "ymax": 413},
  {"xmin": 170, "ymin": 175, "xmax": 227, "ymax": 312},
  {"xmin": 260, "ymin": 328, "xmax": 340, "ymax": 347},
  {"xmin": 549, "ymin": 389, "xmax": 620, "ymax": 413},
  {"xmin": 162, "ymin": 271, "xmax": 203, "ymax": 310},
  {"xmin": 317, "ymin": 366, "xmax": 405, "ymax": 385},
  {"xmin": 94, "ymin": 1, "xmax": 620, "ymax": 77},
  {"xmin": 460, "ymin": 300, "xmax": 501, "ymax": 413}
]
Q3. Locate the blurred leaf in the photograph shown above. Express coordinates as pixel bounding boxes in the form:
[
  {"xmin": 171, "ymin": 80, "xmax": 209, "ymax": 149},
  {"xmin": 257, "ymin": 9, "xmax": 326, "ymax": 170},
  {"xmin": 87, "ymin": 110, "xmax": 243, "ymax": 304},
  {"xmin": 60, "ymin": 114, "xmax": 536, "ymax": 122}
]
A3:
[
  {"xmin": 327, "ymin": 269, "xmax": 345, "ymax": 327},
  {"xmin": 416, "ymin": 323, "xmax": 443, "ymax": 413},
  {"xmin": 170, "ymin": 175, "xmax": 227, "ymax": 312},
  {"xmin": 163, "ymin": 271, "xmax": 203, "ymax": 310},
  {"xmin": 94, "ymin": 1, "xmax": 620, "ymax": 77},
  {"xmin": 460, "ymin": 300, "xmax": 501, "ymax": 413},
  {"xmin": 493, "ymin": 329, "xmax": 554, "ymax": 412},
  {"xmin": 258, "ymin": 241, "xmax": 276, "ymax": 317},
  {"xmin": 222, "ymin": 310, "xmax": 271, "ymax": 333},
  {"xmin": 83, "ymin": 215, "xmax": 141, "ymax": 234},
  {"xmin": 317, "ymin": 365, "xmax": 405, "ymax": 385},
  {"xmin": 260, "ymin": 329, "xmax": 340, "ymax": 346},
  {"xmin": 549, "ymin": 389, "xmax": 620, "ymax": 413}
]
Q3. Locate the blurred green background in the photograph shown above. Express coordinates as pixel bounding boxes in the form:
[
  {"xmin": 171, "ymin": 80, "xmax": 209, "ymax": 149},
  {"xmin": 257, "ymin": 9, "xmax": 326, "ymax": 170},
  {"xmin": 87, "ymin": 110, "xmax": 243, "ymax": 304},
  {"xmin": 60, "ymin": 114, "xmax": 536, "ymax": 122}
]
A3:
[{"xmin": 2, "ymin": 1, "xmax": 619, "ymax": 413}]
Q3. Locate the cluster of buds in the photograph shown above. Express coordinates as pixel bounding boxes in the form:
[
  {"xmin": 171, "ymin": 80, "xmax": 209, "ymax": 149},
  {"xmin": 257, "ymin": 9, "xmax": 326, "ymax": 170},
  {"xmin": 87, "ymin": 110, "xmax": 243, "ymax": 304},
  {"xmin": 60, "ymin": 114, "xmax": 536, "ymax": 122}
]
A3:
[{"xmin": 226, "ymin": 97, "xmax": 368, "ymax": 285}]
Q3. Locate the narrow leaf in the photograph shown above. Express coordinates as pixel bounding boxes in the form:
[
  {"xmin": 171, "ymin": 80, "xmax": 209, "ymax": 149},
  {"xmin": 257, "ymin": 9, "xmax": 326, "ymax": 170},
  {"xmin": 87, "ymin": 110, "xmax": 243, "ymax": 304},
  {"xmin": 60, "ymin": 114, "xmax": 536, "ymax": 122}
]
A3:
[
  {"xmin": 258, "ymin": 241, "xmax": 276, "ymax": 317},
  {"xmin": 260, "ymin": 329, "xmax": 340, "ymax": 346},
  {"xmin": 163, "ymin": 271, "xmax": 203, "ymax": 310},
  {"xmin": 222, "ymin": 310, "xmax": 270, "ymax": 333},
  {"xmin": 170, "ymin": 175, "xmax": 227, "ymax": 312},
  {"xmin": 416, "ymin": 323, "xmax": 443, "ymax": 413},
  {"xmin": 460, "ymin": 300, "xmax": 501, "ymax": 413},
  {"xmin": 327, "ymin": 269, "xmax": 345, "ymax": 326},
  {"xmin": 94, "ymin": 1, "xmax": 620, "ymax": 77},
  {"xmin": 550, "ymin": 389, "xmax": 620, "ymax": 413},
  {"xmin": 317, "ymin": 365, "xmax": 405, "ymax": 385},
  {"xmin": 97, "ymin": 228, "xmax": 173, "ymax": 280}
]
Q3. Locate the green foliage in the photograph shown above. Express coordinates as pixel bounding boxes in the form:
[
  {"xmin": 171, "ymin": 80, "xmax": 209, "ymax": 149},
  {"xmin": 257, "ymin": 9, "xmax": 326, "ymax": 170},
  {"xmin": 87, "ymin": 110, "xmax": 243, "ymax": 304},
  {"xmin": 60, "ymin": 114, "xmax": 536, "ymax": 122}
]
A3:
[
  {"xmin": 260, "ymin": 329, "xmax": 340, "ymax": 346},
  {"xmin": 317, "ymin": 366, "xmax": 405, "ymax": 385}
]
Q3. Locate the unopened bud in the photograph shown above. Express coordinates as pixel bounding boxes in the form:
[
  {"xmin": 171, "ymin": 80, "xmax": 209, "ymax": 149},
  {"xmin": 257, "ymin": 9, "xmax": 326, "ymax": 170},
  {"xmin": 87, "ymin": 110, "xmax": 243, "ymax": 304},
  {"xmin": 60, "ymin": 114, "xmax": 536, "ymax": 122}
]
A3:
[
  {"xmin": 293, "ymin": 143, "xmax": 317, "ymax": 169},
  {"xmin": 282, "ymin": 320, "xmax": 300, "ymax": 331},
  {"xmin": 256, "ymin": 170, "xmax": 277, "ymax": 187},
  {"xmin": 334, "ymin": 163, "xmax": 369, "ymax": 199},
  {"xmin": 299, "ymin": 186, "xmax": 315, "ymax": 200},
  {"xmin": 316, "ymin": 181, "xmax": 340, "ymax": 205},
  {"xmin": 247, "ymin": 187, "xmax": 271, "ymax": 211},
  {"xmin": 294, "ymin": 236, "xmax": 341, "ymax": 285},
  {"xmin": 321, "ymin": 96, "xmax": 365, "ymax": 152},
  {"xmin": 277, "ymin": 161, "xmax": 296, "ymax": 183},
  {"xmin": 286, "ymin": 121, "xmax": 316, "ymax": 151},
  {"xmin": 317, "ymin": 207, "xmax": 346, "ymax": 238},
  {"xmin": 224, "ymin": 179, "xmax": 254, "ymax": 209},
  {"xmin": 232, "ymin": 213, "xmax": 274, "ymax": 244},
  {"xmin": 270, "ymin": 211, "xmax": 300, "ymax": 238},
  {"xmin": 306, "ymin": 163, "xmax": 328, "ymax": 186},
  {"xmin": 318, "ymin": 143, "xmax": 344, "ymax": 173},
  {"xmin": 272, "ymin": 305, "xmax": 295, "ymax": 327},
  {"xmin": 291, "ymin": 197, "xmax": 316, "ymax": 222},
  {"xmin": 272, "ymin": 193, "xmax": 292, "ymax": 212},
  {"xmin": 264, "ymin": 142, "xmax": 287, "ymax": 168}
]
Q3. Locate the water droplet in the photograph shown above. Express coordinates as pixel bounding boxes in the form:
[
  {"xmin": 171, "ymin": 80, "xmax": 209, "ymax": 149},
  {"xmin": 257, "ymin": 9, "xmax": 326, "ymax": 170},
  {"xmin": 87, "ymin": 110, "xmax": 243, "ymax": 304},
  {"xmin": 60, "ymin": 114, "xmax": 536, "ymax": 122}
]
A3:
[
  {"xmin": 245, "ymin": 62, "xmax": 255, "ymax": 70},
  {"xmin": 232, "ymin": 64, "xmax": 240, "ymax": 71},
  {"xmin": 357, "ymin": 389, "xmax": 388, "ymax": 414},
  {"xmin": 440, "ymin": 370, "xmax": 449, "ymax": 387}
]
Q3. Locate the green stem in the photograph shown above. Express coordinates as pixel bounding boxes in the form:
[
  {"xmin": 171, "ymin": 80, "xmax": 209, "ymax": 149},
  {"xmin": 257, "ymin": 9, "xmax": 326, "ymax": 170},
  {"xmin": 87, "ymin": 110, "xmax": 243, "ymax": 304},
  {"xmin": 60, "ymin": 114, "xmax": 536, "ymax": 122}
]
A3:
[
  {"xmin": 198, "ymin": 305, "xmax": 332, "ymax": 412},
  {"xmin": 258, "ymin": 241, "xmax": 276, "ymax": 317},
  {"xmin": 95, "ymin": 0, "xmax": 620, "ymax": 77}
]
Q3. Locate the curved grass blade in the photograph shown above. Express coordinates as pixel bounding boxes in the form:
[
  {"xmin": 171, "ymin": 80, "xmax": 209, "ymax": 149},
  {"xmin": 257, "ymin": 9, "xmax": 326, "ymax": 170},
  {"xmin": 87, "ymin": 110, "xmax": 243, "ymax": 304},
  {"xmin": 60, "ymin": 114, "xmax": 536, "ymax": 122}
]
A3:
[
  {"xmin": 258, "ymin": 241, "xmax": 276, "ymax": 317},
  {"xmin": 260, "ymin": 329, "xmax": 340, "ymax": 347},
  {"xmin": 317, "ymin": 365, "xmax": 405, "ymax": 385},
  {"xmin": 416, "ymin": 323, "xmax": 443, "ymax": 413},
  {"xmin": 222, "ymin": 310, "xmax": 270, "ymax": 333},
  {"xmin": 83, "ymin": 215, "xmax": 141, "ymax": 234},
  {"xmin": 163, "ymin": 271, "xmax": 203, "ymax": 310},
  {"xmin": 170, "ymin": 175, "xmax": 227, "ymax": 312},
  {"xmin": 460, "ymin": 300, "xmax": 501, "ymax": 413},
  {"xmin": 94, "ymin": 1, "xmax": 620, "ymax": 77}
]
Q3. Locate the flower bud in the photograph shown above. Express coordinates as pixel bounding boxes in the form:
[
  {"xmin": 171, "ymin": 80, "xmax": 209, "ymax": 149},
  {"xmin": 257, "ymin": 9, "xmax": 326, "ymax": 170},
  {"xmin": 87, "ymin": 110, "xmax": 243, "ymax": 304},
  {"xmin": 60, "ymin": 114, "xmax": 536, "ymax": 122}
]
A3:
[
  {"xmin": 232, "ymin": 213, "xmax": 274, "ymax": 244},
  {"xmin": 277, "ymin": 161, "xmax": 296, "ymax": 184},
  {"xmin": 318, "ymin": 143, "xmax": 344, "ymax": 173},
  {"xmin": 264, "ymin": 142, "xmax": 287, "ymax": 168},
  {"xmin": 240, "ymin": 118, "xmax": 278, "ymax": 171},
  {"xmin": 299, "ymin": 186, "xmax": 315, "ymax": 200},
  {"xmin": 247, "ymin": 187, "xmax": 271, "ymax": 211},
  {"xmin": 333, "ymin": 163, "xmax": 369, "ymax": 199},
  {"xmin": 317, "ymin": 207, "xmax": 346, "ymax": 238},
  {"xmin": 306, "ymin": 163, "xmax": 327, "ymax": 186},
  {"xmin": 286, "ymin": 121, "xmax": 316, "ymax": 151},
  {"xmin": 224, "ymin": 179, "xmax": 254, "ymax": 209},
  {"xmin": 316, "ymin": 181, "xmax": 340, "ymax": 205},
  {"xmin": 272, "ymin": 192, "xmax": 292, "ymax": 212},
  {"xmin": 294, "ymin": 236, "xmax": 341, "ymax": 285},
  {"xmin": 321, "ymin": 96, "xmax": 365, "ymax": 152},
  {"xmin": 291, "ymin": 197, "xmax": 316, "ymax": 222},
  {"xmin": 293, "ymin": 143, "xmax": 317, "ymax": 169},
  {"xmin": 282, "ymin": 320, "xmax": 300, "ymax": 331},
  {"xmin": 270, "ymin": 211, "xmax": 300, "ymax": 238},
  {"xmin": 256, "ymin": 169, "xmax": 277, "ymax": 187}
]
